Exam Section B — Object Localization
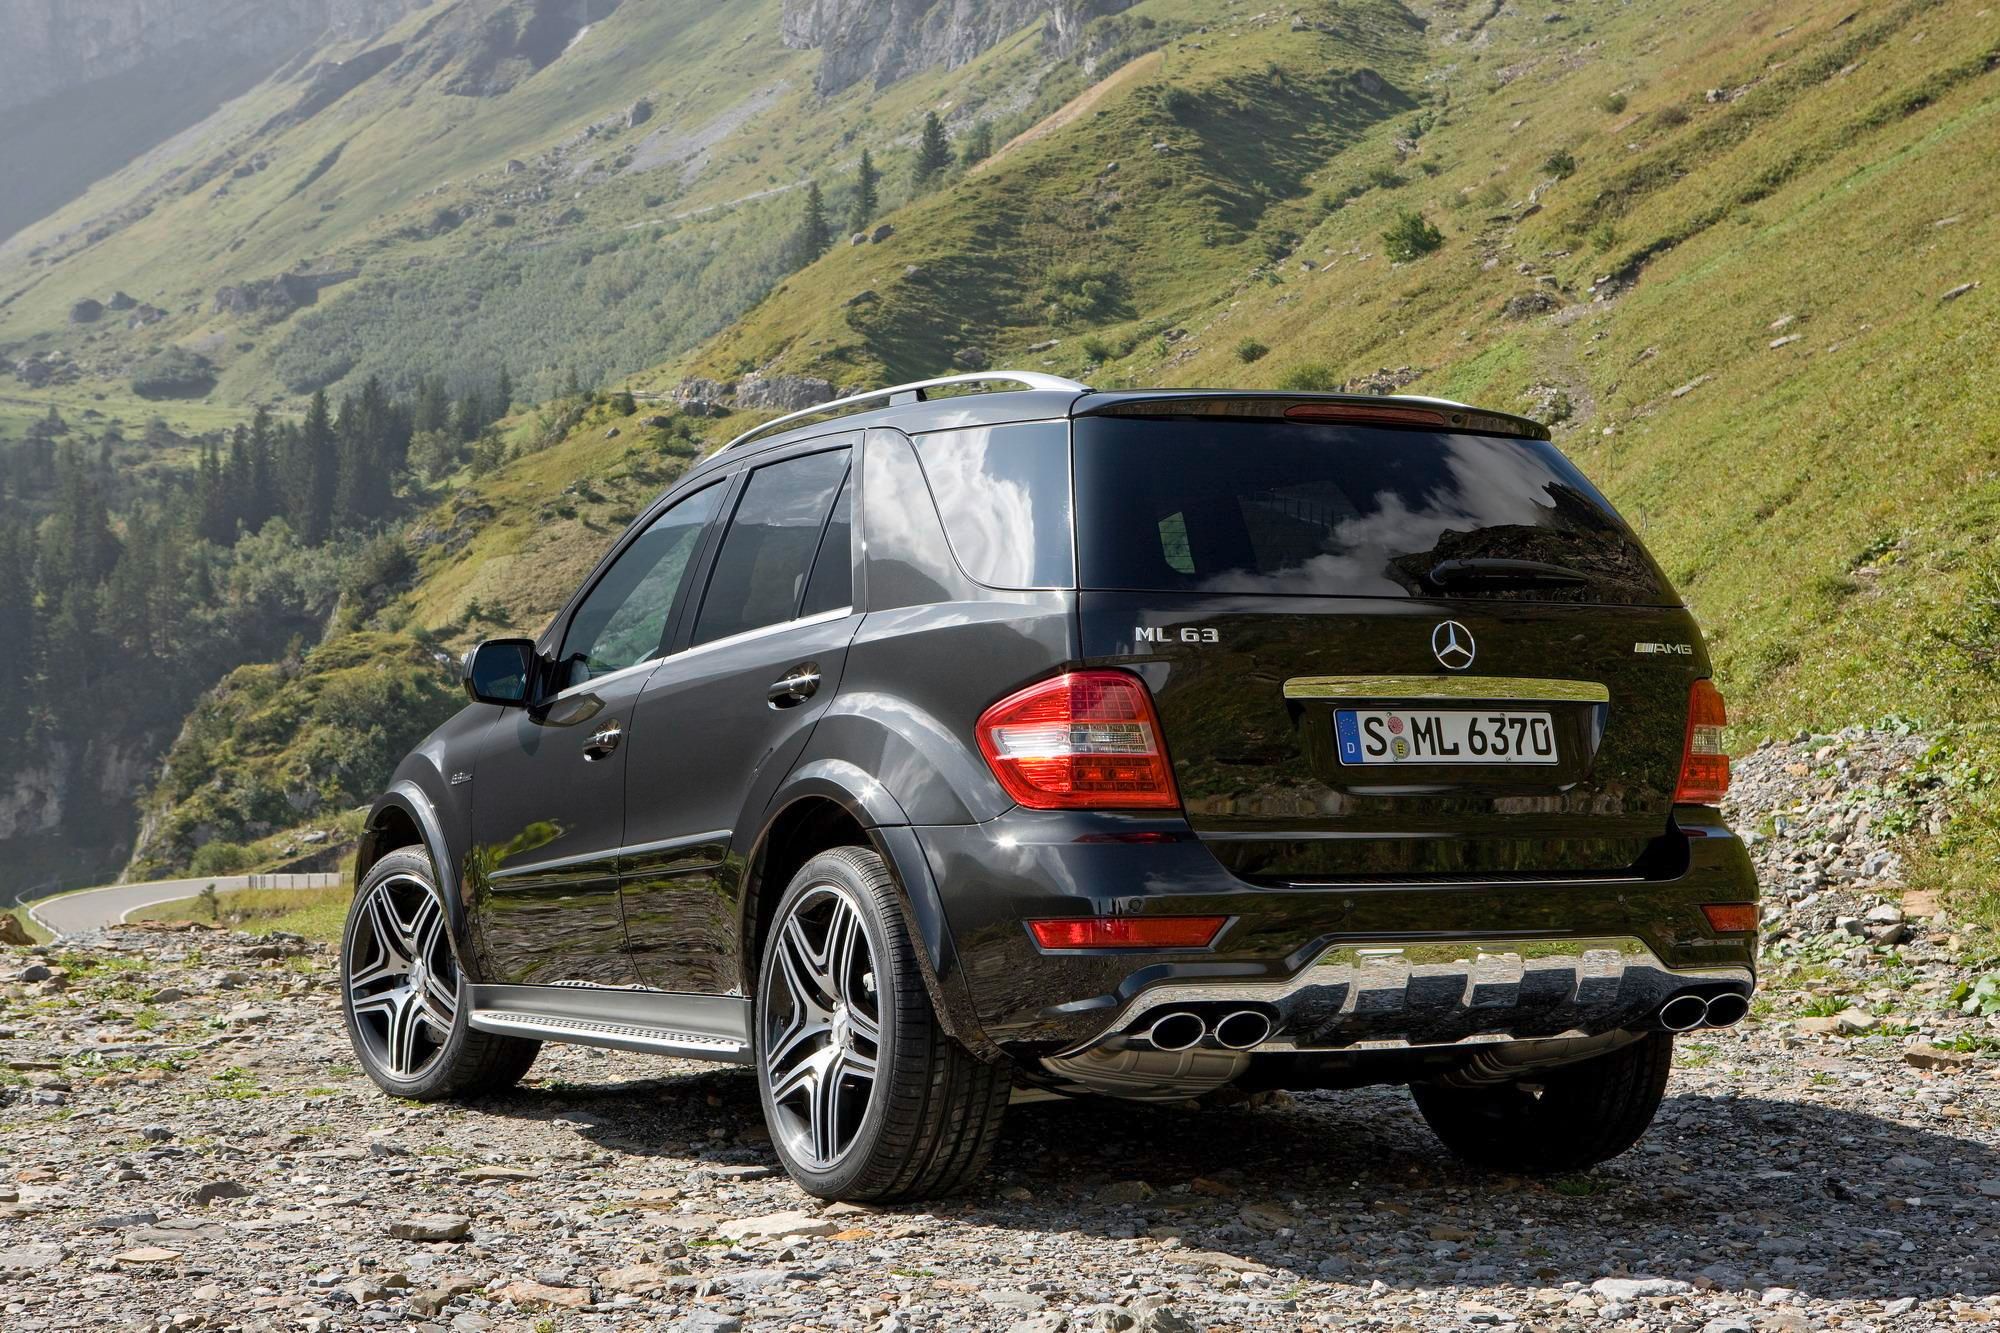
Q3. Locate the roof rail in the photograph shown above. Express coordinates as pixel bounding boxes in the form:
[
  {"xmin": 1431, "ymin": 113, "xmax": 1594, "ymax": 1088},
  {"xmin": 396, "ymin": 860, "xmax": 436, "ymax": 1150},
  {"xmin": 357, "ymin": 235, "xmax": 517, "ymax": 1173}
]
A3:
[{"xmin": 716, "ymin": 371, "xmax": 1090, "ymax": 454}]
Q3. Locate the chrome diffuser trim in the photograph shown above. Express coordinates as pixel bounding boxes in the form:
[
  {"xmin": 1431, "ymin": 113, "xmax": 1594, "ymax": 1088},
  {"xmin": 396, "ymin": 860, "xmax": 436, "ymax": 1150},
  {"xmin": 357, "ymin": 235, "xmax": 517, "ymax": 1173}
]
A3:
[
  {"xmin": 1283, "ymin": 675, "xmax": 1612, "ymax": 703},
  {"xmin": 1064, "ymin": 936, "xmax": 1752, "ymax": 1059}
]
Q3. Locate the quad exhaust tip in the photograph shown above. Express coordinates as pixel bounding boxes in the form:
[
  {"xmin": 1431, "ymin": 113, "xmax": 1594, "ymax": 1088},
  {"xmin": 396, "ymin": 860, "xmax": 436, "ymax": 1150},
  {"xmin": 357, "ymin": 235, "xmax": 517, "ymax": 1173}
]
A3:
[
  {"xmin": 1213, "ymin": 1010, "xmax": 1274, "ymax": 1051},
  {"xmin": 1658, "ymin": 992, "xmax": 1750, "ymax": 1032},
  {"xmin": 1146, "ymin": 1011, "xmax": 1206, "ymax": 1052}
]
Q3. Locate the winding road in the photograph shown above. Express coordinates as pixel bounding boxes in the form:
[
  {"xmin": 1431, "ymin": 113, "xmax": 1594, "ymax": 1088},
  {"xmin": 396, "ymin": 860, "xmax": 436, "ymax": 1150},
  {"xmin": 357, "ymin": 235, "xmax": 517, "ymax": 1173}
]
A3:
[{"xmin": 25, "ymin": 873, "xmax": 337, "ymax": 938}]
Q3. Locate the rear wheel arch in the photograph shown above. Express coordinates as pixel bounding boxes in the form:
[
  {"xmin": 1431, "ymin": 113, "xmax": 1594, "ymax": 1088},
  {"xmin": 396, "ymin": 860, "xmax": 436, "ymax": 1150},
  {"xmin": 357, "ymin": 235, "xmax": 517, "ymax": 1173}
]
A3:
[{"xmin": 739, "ymin": 782, "xmax": 997, "ymax": 1059}]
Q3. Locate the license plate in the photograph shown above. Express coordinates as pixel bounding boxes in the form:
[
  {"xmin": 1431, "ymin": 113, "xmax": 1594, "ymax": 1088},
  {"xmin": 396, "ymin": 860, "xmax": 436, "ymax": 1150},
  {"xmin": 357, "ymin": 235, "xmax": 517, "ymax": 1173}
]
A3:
[{"xmin": 1335, "ymin": 709, "xmax": 1557, "ymax": 765}]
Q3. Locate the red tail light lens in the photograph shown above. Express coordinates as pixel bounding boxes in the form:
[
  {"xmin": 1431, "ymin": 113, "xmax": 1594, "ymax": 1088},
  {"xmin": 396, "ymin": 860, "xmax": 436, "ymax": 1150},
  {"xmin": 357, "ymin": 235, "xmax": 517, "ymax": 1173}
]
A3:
[
  {"xmin": 1028, "ymin": 916, "xmax": 1226, "ymax": 950},
  {"xmin": 1674, "ymin": 679, "xmax": 1730, "ymax": 805},
  {"xmin": 977, "ymin": 671, "xmax": 1180, "ymax": 810},
  {"xmin": 1702, "ymin": 903, "xmax": 1758, "ymax": 933}
]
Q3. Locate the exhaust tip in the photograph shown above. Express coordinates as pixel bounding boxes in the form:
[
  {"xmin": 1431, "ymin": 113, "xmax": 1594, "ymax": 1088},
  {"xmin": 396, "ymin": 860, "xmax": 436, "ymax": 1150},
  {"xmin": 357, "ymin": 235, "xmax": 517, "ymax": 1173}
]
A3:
[
  {"xmin": 1146, "ymin": 1011, "xmax": 1206, "ymax": 1052},
  {"xmin": 1702, "ymin": 992, "xmax": 1749, "ymax": 1028},
  {"xmin": 1658, "ymin": 994, "xmax": 1708, "ymax": 1032},
  {"xmin": 1212, "ymin": 1010, "xmax": 1274, "ymax": 1051}
]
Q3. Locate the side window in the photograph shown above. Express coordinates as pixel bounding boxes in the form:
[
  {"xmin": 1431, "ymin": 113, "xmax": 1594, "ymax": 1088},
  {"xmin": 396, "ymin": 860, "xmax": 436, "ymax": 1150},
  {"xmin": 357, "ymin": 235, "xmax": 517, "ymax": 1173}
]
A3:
[
  {"xmin": 914, "ymin": 421, "xmax": 1074, "ymax": 589},
  {"xmin": 692, "ymin": 449, "xmax": 850, "ymax": 646},
  {"xmin": 799, "ymin": 473, "xmax": 853, "ymax": 617},
  {"xmin": 558, "ymin": 484, "xmax": 722, "ymax": 688}
]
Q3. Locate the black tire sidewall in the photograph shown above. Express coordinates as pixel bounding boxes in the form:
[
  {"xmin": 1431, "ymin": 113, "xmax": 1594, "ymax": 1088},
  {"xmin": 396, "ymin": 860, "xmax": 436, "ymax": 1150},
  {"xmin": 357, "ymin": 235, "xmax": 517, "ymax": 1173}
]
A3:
[
  {"xmin": 339, "ymin": 848, "xmax": 477, "ymax": 1101},
  {"xmin": 753, "ymin": 849, "xmax": 906, "ymax": 1199}
]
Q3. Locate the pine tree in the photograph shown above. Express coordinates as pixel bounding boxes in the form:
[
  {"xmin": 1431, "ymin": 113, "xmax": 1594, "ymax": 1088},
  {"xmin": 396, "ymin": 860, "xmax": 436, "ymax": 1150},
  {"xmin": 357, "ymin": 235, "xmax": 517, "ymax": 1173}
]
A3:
[
  {"xmin": 414, "ymin": 376, "xmax": 453, "ymax": 435},
  {"xmin": 286, "ymin": 390, "xmax": 337, "ymax": 544},
  {"xmin": 453, "ymin": 387, "xmax": 487, "ymax": 443},
  {"xmin": 798, "ymin": 180, "xmax": 832, "ymax": 262},
  {"xmin": 41, "ymin": 442, "xmax": 120, "ymax": 596},
  {"xmin": 223, "ymin": 426, "xmax": 253, "ymax": 541},
  {"xmin": 913, "ymin": 111, "xmax": 952, "ymax": 187},
  {"xmin": 196, "ymin": 438, "xmax": 232, "ymax": 545},
  {"xmin": 851, "ymin": 149, "xmax": 880, "ymax": 232},
  {"xmin": 247, "ymin": 408, "xmax": 277, "ymax": 531},
  {"xmin": 0, "ymin": 521, "xmax": 34, "ymax": 743},
  {"xmin": 495, "ymin": 366, "xmax": 514, "ymax": 416}
]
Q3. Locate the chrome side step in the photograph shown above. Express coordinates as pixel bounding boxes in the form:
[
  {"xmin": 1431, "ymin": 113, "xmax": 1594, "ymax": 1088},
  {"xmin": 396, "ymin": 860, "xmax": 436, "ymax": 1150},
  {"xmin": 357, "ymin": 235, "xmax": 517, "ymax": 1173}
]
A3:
[{"xmin": 466, "ymin": 983, "xmax": 752, "ymax": 1064}]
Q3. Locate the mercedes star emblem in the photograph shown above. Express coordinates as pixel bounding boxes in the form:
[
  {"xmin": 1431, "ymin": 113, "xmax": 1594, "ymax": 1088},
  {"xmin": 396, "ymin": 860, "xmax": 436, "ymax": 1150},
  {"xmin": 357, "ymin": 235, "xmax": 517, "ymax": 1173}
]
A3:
[{"xmin": 1432, "ymin": 620, "xmax": 1476, "ymax": 670}]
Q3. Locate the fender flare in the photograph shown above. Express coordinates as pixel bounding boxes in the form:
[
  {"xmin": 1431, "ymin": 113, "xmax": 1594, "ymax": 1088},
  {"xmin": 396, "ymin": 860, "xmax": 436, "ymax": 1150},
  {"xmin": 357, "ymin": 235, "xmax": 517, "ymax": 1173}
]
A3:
[
  {"xmin": 750, "ymin": 763, "xmax": 1000, "ymax": 1060},
  {"xmin": 355, "ymin": 781, "xmax": 481, "ymax": 975}
]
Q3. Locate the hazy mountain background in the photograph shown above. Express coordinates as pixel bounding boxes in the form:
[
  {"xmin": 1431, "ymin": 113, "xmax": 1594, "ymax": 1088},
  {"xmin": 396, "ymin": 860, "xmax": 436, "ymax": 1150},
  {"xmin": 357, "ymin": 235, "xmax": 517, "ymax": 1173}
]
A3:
[{"xmin": 0, "ymin": 0, "xmax": 1995, "ymax": 921}]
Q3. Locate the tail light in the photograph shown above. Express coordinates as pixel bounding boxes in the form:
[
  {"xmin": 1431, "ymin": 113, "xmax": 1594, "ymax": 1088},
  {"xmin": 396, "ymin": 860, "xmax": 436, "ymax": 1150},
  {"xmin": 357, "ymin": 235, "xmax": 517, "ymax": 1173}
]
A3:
[
  {"xmin": 976, "ymin": 670, "xmax": 1180, "ymax": 810},
  {"xmin": 1674, "ymin": 678, "xmax": 1730, "ymax": 805},
  {"xmin": 1027, "ymin": 916, "xmax": 1225, "ymax": 950}
]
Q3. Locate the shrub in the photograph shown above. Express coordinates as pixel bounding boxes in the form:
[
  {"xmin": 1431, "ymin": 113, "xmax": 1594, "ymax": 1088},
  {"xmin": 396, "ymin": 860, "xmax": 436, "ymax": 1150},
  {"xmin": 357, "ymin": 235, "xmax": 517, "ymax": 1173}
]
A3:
[
  {"xmin": 1276, "ymin": 363, "xmax": 1341, "ymax": 391},
  {"xmin": 1543, "ymin": 149, "xmax": 1577, "ymax": 179},
  {"xmin": 1381, "ymin": 208, "xmax": 1445, "ymax": 262},
  {"xmin": 1235, "ymin": 338, "xmax": 1270, "ymax": 363},
  {"xmin": 1078, "ymin": 334, "xmax": 1116, "ymax": 363},
  {"xmin": 612, "ymin": 389, "xmax": 638, "ymax": 416},
  {"xmin": 1599, "ymin": 91, "xmax": 1628, "ymax": 114},
  {"xmin": 1365, "ymin": 164, "xmax": 1406, "ymax": 190},
  {"xmin": 1472, "ymin": 181, "xmax": 1508, "ymax": 209},
  {"xmin": 1160, "ymin": 86, "xmax": 1200, "ymax": 120},
  {"xmin": 131, "ymin": 347, "xmax": 217, "ymax": 399},
  {"xmin": 1040, "ymin": 262, "xmax": 1131, "ymax": 324},
  {"xmin": 189, "ymin": 842, "xmax": 252, "ymax": 877},
  {"xmin": 1652, "ymin": 103, "xmax": 1691, "ymax": 128}
]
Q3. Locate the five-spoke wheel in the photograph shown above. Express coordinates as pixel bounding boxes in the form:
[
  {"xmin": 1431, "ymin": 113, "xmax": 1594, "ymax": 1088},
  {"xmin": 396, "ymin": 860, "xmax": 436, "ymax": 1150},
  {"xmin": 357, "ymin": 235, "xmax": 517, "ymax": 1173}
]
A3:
[
  {"xmin": 339, "ymin": 847, "xmax": 539, "ymax": 1100},
  {"xmin": 754, "ymin": 847, "xmax": 1010, "ymax": 1200},
  {"xmin": 762, "ymin": 883, "xmax": 883, "ymax": 1171},
  {"xmin": 345, "ymin": 871, "xmax": 459, "ymax": 1080}
]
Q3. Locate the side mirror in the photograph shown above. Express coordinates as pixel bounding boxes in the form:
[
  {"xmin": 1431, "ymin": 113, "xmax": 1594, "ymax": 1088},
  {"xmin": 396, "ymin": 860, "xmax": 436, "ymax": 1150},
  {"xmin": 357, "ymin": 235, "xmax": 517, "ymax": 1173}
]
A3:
[{"xmin": 462, "ymin": 638, "xmax": 538, "ymax": 706}]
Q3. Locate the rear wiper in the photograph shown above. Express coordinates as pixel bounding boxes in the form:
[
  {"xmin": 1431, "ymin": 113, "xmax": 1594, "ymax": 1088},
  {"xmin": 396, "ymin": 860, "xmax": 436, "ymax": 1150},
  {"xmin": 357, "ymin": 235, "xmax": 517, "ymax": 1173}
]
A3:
[{"xmin": 1425, "ymin": 558, "xmax": 1590, "ymax": 589}]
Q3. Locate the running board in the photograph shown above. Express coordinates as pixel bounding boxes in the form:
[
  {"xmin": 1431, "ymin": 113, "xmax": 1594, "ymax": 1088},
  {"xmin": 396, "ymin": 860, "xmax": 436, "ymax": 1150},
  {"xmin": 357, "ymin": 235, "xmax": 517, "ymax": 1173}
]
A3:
[{"xmin": 466, "ymin": 983, "xmax": 752, "ymax": 1064}]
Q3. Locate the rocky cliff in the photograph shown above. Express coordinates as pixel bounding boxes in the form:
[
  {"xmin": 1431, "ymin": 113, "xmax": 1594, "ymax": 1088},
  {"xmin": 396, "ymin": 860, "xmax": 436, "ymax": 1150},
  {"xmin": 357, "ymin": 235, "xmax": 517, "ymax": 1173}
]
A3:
[
  {"xmin": 0, "ymin": 0, "xmax": 431, "ymax": 115},
  {"xmin": 780, "ymin": 0, "xmax": 1132, "ymax": 96}
]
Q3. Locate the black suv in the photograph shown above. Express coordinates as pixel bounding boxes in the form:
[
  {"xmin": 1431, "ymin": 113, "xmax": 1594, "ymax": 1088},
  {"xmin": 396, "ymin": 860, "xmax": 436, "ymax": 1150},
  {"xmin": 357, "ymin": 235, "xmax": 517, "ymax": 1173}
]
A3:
[{"xmin": 342, "ymin": 373, "xmax": 1758, "ymax": 1201}]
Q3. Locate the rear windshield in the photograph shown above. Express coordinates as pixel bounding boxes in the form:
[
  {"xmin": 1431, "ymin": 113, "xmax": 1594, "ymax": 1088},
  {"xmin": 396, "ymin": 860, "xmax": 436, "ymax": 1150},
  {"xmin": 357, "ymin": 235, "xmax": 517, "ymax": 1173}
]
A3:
[{"xmin": 1073, "ymin": 417, "xmax": 1673, "ymax": 604}]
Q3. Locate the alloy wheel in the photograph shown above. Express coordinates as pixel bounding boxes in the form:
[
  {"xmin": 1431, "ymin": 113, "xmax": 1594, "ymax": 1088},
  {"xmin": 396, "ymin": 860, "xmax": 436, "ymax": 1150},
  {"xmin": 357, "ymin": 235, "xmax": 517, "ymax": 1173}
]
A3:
[
  {"xmin": 345, "ymin": 875, "xmax": 459, "ymax": 1080},
  {"xmin": 763, "ymin": 883, "xmax": 882, "ymax": 1171}
]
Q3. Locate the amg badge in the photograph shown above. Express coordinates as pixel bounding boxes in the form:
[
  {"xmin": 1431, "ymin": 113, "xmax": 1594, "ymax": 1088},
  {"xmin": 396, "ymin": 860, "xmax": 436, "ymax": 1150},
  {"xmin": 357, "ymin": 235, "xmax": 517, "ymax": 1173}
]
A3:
[{"xmin": 1633, "ymin": 642, "xmax": 1693, "ymax": 656}]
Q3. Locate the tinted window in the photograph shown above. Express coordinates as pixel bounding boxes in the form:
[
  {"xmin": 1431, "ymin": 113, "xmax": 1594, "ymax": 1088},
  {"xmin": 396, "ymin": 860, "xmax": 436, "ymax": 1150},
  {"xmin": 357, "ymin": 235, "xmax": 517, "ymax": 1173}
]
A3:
[
  {"xmin": 1074, "ymin": 417, "xmax": 1672, "ymax": 604},
  {"xmin": 799, "ymin": 472, "xmax": 853, "ymax": 617},
  {"xmin": 693, "ymin": 449, "xmax": 850, "ymax": 645},
  {"xmin": 915, "ymin": 422, "xmax": 1073, "ymax": 589},
  {"xmin": 560, "ymin": 484, "xmax": 722, "ymax": 686}
]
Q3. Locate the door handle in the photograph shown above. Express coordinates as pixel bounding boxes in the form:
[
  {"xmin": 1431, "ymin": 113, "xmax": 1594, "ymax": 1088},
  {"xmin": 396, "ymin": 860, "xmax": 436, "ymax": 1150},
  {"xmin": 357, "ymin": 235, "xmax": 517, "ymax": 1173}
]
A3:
[
  {"xmin": 768, "ymin": 663, "xmax": 821, "ymax": 708},
  {"xmin": 582, "ymin": 720, "xmax": 622, "ymax": 760}
]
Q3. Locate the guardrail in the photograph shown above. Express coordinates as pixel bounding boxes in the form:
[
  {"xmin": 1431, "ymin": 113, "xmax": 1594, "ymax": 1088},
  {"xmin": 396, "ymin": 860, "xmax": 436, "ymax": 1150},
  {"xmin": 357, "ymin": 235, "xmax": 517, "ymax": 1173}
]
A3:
[{"xmin": 243, "ymin": 872, "xmax": 345, "ymax": 890}]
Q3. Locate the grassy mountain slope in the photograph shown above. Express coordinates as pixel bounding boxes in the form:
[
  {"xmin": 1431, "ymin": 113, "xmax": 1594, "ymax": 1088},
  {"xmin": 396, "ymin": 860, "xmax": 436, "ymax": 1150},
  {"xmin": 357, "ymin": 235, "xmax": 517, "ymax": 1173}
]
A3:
[{"xmin": 12, "ymin": 0, "xmax": 1996, "ymax": 915}]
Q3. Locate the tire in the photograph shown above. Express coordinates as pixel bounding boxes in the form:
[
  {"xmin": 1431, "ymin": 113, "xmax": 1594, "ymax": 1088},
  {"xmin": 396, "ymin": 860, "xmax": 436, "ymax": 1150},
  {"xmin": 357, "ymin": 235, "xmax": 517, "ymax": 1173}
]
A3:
[
  {"xmin": 1411, "ymin": 1031, "xmax": 1674, "ymax": 1174},
  {"xmin": 754, "ymin": 847, "xmax": 1009, "ymax": 1201},
  {"xmin": 339, "ymin": 847, "xmax": 539, "ymax": 1101}
]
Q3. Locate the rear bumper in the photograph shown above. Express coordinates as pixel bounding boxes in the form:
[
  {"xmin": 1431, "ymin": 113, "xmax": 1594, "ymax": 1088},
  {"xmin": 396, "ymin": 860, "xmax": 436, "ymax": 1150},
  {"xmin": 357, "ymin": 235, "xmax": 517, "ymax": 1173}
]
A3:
[{"xmin": 913, "ymin": 808, "xmax": 1757, "ymax": 1062}]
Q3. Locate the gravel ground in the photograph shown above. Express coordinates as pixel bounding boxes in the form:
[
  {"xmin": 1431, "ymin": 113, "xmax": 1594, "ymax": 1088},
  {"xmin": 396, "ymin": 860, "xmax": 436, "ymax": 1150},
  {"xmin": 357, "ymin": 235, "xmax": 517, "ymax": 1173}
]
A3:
[{"xmin": 4, "ymin": 729, "xmax": 1999, "ymax": 1332}]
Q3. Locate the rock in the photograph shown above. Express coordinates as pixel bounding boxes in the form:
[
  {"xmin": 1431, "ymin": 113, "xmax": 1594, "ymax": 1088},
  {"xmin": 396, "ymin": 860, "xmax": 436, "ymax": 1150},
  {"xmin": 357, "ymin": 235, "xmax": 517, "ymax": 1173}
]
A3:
[
  {"xmin": 18, "ymin": 962, "xmax": 52, "ymax": 982},
  {"xmin": 387, "ymin": 1214, "xmax": 471, "ymax": 1242},
  {"xmin": 1769, "ymin": 334, "xmax": 1802, "ymax": 349},
  {"xmin": 1835, "ymin": 1007, "xmax": 1877, "ymax": 1034},
  {"xmin": 147, "ymin": 987, "xmax": 188, "ymax": 1003},
  {"xmin": 459, "ymin": 1165, "xmax": 536, "ymax": 1181},
  {"xmin": 1593, "ymin": 1277, "xmax": 1691, "ymax": 1301},
  {"xmin": 599, "ymin": 1262, "xmax": 688, "ymax": 1293},
  {"xmin": 492, "ymin": 1279, "xmax": 590, "ymax": 1309},
  {"xmin": 850, "ymin": 231, "xmax": 868, "ymax": 245},
  {"xmin": 1698, "ymin": 1320, "xmax": 1753, "ymax": 1333},
  {"xmin": 0, "ymin": 1244, "xmax": 66, "ymax": 1273},
  {"xmin": 69, "ymin": 298, "xmax": 105, "ymax": 324},
  {"xmin": 605, "ymin": 426, "xmax": 621, "ymax": 438},
  {"xmin": 1940, "ymin": 281, "xmax": 1979, "ymax": 302},
  {"xmin": 116, "ymin": 1246, "xmax": 182, "ymax": 1264},
  {"xmin": 638, "ymin": 414, "xmax": 673, "ymax": 429},
  {"xmin": 1009, "ymin": 1315, "xmax": 1068, "ymax": 1333},
  {"xmin": 1904, "ymin": 1043, "xmax": 1974, "ymax": 1071},
  {"xmin": 1883, "ymin": 1297, "xmax": 1919, "ymax": 1317},
  {"xmin": 107, "ymin": 291, "xmax": 138, "ymax": 311},
  {"xmin": 844, "ymin": 289, "xmax": 879, "ymax": 307},
  {"xmin": 1238, "ymin": 1200, "xmax": 1297, "ymax": 1230},
  {"xmin": 678, "ymin": 1312, "xmax": 743, "ymax": 1333},
  {"xmin": 627, "ymin": 97, "xmax": 654, "ymax": 128},
  {"xmin": 735, "ymin": 372, "xmax": 835, "ymax": 412},
  {"xmin": 870, "ymin": 223, "xmax": 895, "ymax": 243},
  {"xmin": 1097, "ymin": 1179, "xmax": 1155, "ymax": 1204},
  {"xmin": 0, "ymin": 914, "xmax": 32, "ymax": 945},
  {"xmin": 85, "ymin": 1210, "xmax": 159, "ymax": 1230},
  {"xmin": 1976, "ymin": 1180, "xmax": 2000, "ymax": 1198},
  {"xmin": 716, "ymin": 1208, "xmax": 840, "ymax": 1240},
  {"xmin": 141, "ymin": 1124, "xmax": 174, "ymax": 1142},
  {"xmin": 186, "ymin": 1179, "xmax": 249, "ymax": 1205}
]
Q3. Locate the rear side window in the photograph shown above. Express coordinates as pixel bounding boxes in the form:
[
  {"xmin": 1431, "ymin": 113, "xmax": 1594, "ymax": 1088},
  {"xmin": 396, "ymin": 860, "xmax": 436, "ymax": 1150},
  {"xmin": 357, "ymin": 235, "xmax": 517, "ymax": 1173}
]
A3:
[
  {"xmin": 914, "ymin": 421, "xmax": 1074, "ymax": 589},
  {"xmin": 799, "ymin": 472, "xmax": 852, "ymax": 617},
  {"xmin": 693, "ymin": 448, "xmax": 850, "ymax": 645},
  {"xmin": 1073, "ymin": 417, "xmax": 1672, "ymax": 604}
]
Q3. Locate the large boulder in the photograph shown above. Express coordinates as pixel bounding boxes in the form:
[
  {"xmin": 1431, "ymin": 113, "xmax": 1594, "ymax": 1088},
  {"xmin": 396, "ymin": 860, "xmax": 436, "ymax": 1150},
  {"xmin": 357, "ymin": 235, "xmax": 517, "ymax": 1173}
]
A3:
[
  {"xmin": 69, "ymin": 298, "xmax": 104, "ymax": 324},
  {"xmin": 736, "ymin": 373, "xmax": 836, "ymax": 413}
]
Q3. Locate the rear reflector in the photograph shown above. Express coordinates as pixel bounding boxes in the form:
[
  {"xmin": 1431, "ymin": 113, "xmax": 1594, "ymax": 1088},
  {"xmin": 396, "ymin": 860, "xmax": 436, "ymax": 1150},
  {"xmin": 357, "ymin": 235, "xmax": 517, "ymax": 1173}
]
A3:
[
  {"xmin": 1702, "ymin": 903, "xmax": 1759, "ymax": 933},
  {"xmin": 977, "ymin": 670, "xmax": 1180, "ymax": 810},
  {"xmin": 1674, "ymin": 678, "xmax": 1730, "ymax": 805},
  {"xmin": 1028, "ymin": 916, "xmax": 1226, "ymax": 950}
]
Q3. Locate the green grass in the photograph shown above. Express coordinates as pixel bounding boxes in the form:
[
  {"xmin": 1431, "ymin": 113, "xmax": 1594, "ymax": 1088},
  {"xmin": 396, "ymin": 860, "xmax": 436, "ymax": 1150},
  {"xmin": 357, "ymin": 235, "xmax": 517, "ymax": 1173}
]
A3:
[{"xmin": 142, "ymin": 885, "xmax": 350, "ymax": 944}]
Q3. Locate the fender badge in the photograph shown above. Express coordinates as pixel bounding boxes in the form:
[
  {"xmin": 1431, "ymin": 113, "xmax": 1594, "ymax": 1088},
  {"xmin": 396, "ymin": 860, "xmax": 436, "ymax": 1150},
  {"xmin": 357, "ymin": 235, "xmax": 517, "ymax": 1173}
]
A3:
[{"xmin": 449, "ymin": 771, "xmax": 472, "ymax": 785}]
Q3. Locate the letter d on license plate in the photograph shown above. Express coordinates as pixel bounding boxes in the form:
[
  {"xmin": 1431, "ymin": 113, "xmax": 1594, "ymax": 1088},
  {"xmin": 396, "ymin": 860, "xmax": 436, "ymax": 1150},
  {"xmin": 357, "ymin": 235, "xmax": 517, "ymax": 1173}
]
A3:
[{"xmin": 1335, "ymin": 709, "xmax": 1557, "ymax": 765}]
